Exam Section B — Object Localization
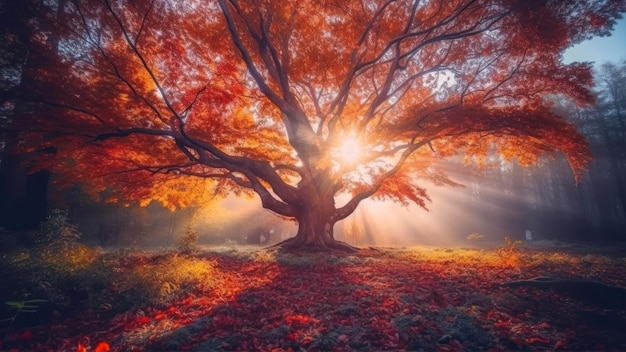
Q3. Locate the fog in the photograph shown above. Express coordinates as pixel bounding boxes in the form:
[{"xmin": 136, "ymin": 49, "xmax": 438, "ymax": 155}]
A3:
[
  {"xmin": 51, "ymin": 147, "xmax": 623, "ymax": 250},
  {"xmin": 1, "ymin": 62, "xmax": 625, "ymax": 249}
]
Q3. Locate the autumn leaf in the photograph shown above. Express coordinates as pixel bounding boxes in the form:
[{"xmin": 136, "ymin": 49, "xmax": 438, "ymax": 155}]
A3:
[
  {"xmin": 12, "ymin": 0, "xmax": 622, "ymax": 250},
  {"xmin": 94, "ymin": 341, "xmax": 110, "ymax": 352}
]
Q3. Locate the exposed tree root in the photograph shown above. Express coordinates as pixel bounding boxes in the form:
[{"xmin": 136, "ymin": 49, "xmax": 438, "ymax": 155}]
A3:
[
  {"xmin": 329, "ymin": 240, "xmax": 360, "ymax": 253},
  {"xmin": 271, "ymin": 237, "xmax": 359, "ymax": 253},
  {"xmin": 502, "ymin": 276, "xmax": 626, "ymax": 308}
]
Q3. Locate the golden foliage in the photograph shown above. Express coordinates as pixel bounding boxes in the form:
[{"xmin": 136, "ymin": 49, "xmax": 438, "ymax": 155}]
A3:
[
  {"xmin": 121, "ymin": 254, "xmax": 219, "ymax": 305},
  {"xmin": 14, "ymin": 0, "xmax": 614, "ymax": 227}
]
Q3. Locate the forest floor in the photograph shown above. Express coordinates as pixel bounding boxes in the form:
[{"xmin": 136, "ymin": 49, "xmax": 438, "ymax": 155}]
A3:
[{"xmin": 1, "ymin": 240, "xmax": 626, "ymax": 351}]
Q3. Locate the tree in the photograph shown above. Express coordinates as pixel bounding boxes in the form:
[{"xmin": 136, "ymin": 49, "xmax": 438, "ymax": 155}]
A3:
[
  {"xmin": 0, "ymin": 0, "xmax": 53, "ymax": 229},
  {"xmin": 10, "ymin": 0, "xmax": 626, "ymax": 250}
]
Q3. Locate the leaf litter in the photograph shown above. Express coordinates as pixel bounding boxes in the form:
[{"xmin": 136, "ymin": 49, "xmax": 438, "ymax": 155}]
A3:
[{"xmin": 1, "ymin": 244, "xmax": 625, "ymax": 351}]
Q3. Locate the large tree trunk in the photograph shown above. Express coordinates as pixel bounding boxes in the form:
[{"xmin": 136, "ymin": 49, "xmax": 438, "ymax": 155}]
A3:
[{"xmin": 275, "ymin": 196, "xmax": 357, "ymax": 252}]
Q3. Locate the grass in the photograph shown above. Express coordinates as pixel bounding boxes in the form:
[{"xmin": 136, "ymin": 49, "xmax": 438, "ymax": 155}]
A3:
[
  {"xmin": 1, "ymin": 294, "xmax": 47, "ymax": 344},
  {"xmin": 1, "ymin": 241, "xmax": 625, "ymax": 351}
]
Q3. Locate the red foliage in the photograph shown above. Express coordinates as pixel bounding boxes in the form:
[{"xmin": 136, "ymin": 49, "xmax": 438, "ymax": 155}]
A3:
[
  {"xmin": 94, "ymin": 341, "xmax": 110, "ymax": 352},
  {"xmin": 2, "ymin": 247, "xmax": 624, "ymax": 351},
  {"xmin": 10, "ymin": 0, "xmax": 626, "ymax": 249}
]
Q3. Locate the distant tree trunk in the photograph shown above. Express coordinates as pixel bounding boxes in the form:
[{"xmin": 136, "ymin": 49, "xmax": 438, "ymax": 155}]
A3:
[
  {"xmin": 98, "ymin": 221, "xmax": 111, "ymax": 246},
  {"xmin": 1, "ymin": 0, "xmax": 68, "ymax": 230},
  {"xmin": 0, "ymin": 0, "xmax": 36, "ymax": 230},
  {"xmin": 0, "ymin": 153, "xmax": 21, "ymax": 228},
  {"xmin": 584, "ymin": 104, "xmax": 626, "ymax": 240},
  {"xmin": 0, "ymin": 149, "xmax": 51, "ymax": 230},
  {"xmin": 166, "ymin": 216, "xmax": 175, "ymax": 246},
  {"xmin": 24, "ymin": 170, "xmax": 50, "ymax": 226}
]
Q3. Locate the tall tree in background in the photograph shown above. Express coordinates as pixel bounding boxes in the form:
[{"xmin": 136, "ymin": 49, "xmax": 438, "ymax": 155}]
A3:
[
  {"xmin": 573, "ymin": 61, "xmax": 626, "ymax": 239},
  {"xmin": 10, "ymin": 0, "xmax": 625, "ymax": 250},
  {"xmin": 461, "ymin": 61, "xmax": 626, "ymax": 243},
  {"xmin": 0, "ymin": 0, "xmax": 53, "ymax": 229}
]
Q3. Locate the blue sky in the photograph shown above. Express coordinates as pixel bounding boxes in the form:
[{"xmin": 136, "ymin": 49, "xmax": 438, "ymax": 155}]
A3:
[{"xmin": 563, "ymin": 17, "xmax": 626, "ymax": 66}]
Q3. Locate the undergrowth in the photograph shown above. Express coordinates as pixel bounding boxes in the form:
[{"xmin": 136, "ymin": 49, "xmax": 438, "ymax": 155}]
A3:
[
  {"xmin": 1, "ymin": 229, "xmax": 625, "ymax": 352},
  {"xmin": 5, "ymin": 210, "xmax": 110, "ymax": 307},
  {"xmin": 178, "ymin": 225, "xmax": 199, "ymax": 253},
  {"xmin": 118, "ymin": 253, "xmax": 220, "ymax": 307},
  {"xmin": 1, "ymin": 294, "xmax": 47, "ymax": 344}
]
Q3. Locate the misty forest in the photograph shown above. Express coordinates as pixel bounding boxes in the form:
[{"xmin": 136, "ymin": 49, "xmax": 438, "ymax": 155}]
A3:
[{"xmin": 1, "ymin": 0, "xmax": 626, "ymax": 351}]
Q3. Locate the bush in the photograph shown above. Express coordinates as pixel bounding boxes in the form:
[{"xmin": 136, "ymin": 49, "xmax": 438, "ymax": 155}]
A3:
[
  {"xmin": 178, "ymin": 225, "xmax": 199, "ymax": 252},
  {"xmin": 117, "ymin": 253, "xmax": 218, "ymax": 307},
  {"xmin": 31, "ymin": 210, "xmax": 103, "ymax": 274},
  {"xmin": 4, "ymin": 210, "xmax": 111, "ymax": 308},
  {"xmin": 32, "ymin": 209, "xmax": 80, "ymax": 251},
  {"xmin": 497, "ymin": 236, "xmax": 523, "ymax": 269}
]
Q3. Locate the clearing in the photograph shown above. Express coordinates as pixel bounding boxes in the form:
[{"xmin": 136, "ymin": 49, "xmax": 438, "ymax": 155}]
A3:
[{"xmin": 1, "ymin": 241, "xmax": 625, "ymax": 351}]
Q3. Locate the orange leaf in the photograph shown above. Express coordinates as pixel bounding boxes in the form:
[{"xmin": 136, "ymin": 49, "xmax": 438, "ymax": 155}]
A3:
[
  {"xmin": 526, "ymin": 336, "xmax": 551, "ymax": 345},
  {"xmin": 95, "ymin": 341, "xmax": 110, "ymax": 352},
  {"xmin": 554, "ymin": 340, "xmax": 568, "ymax": 348},
  {"xmin": 77, "ymin": 343, "xmax": 87, "ymax": 352}
]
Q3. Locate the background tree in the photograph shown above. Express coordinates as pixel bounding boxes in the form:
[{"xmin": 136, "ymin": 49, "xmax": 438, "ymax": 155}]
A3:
[
  {"xmin": 11, "ymin": 0, "xmax": 625, "ymax": 250},
  {"xmin": 454, "ymin": 61, "xmax": 626, "ymax": 243},
  {"xmin": 0, "ymin": 0, "xmax": 54, "ymax": 229}
]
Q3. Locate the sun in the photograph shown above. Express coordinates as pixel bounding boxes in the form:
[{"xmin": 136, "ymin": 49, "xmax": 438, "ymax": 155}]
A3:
[
  {"xmin": 338, "ymin": 136, "xmax": 361, "ymax": 164},
  {"xmin": 330, "ymin": 135, "xmax": 369, "ymax": 176}
]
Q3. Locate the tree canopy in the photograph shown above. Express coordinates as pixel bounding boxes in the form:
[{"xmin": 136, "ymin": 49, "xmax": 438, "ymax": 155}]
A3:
[{"xmin": 9, "ymin": 0, "xmax": 626, "ymax": 249}]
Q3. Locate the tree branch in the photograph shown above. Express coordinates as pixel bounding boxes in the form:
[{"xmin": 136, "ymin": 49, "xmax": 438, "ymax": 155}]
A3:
[{"xmin": 103, "ymin": 0, "xmax": 180, "ymax": 121}]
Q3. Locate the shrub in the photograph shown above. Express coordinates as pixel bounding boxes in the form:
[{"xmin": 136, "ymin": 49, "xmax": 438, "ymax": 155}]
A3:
[
  {"xmin": 2, "ymin": 294, "xmax": 47, "ymax": 343},
  {"xmin": 253, "ymin": 249, "xmax": 277, "ymax": 263},
  {"xmin": 30, "ymin": 210, "xmax": 104, "ymax": 277},
  {"xmin": 497, "ymin": 236, "xmax": 523, "ymax": 269},
  {"xmin": 32, "ymin": 209, "xmax": 81, "ymax": 251},
  {"xmin": 4, "ymin": 210, "xmax": 112, "ymax": 308},
  {"xmin": 118, "ymin": 253, "xmax": 219, "ymax": 307},
  {"xmin": 178, "ymin": 225, "xmax": 199, "ymax": 252}
]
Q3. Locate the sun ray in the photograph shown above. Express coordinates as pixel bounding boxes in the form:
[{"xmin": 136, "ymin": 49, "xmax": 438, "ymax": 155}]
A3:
[{"xmin": 338, "ymin": 137, "xmax": 361, "ymax": 164}]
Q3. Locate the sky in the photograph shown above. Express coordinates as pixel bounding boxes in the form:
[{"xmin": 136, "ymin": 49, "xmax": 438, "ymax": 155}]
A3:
[{"xmin": 562, "ymin": 17, "xmax": 626, "ymax": 66}]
